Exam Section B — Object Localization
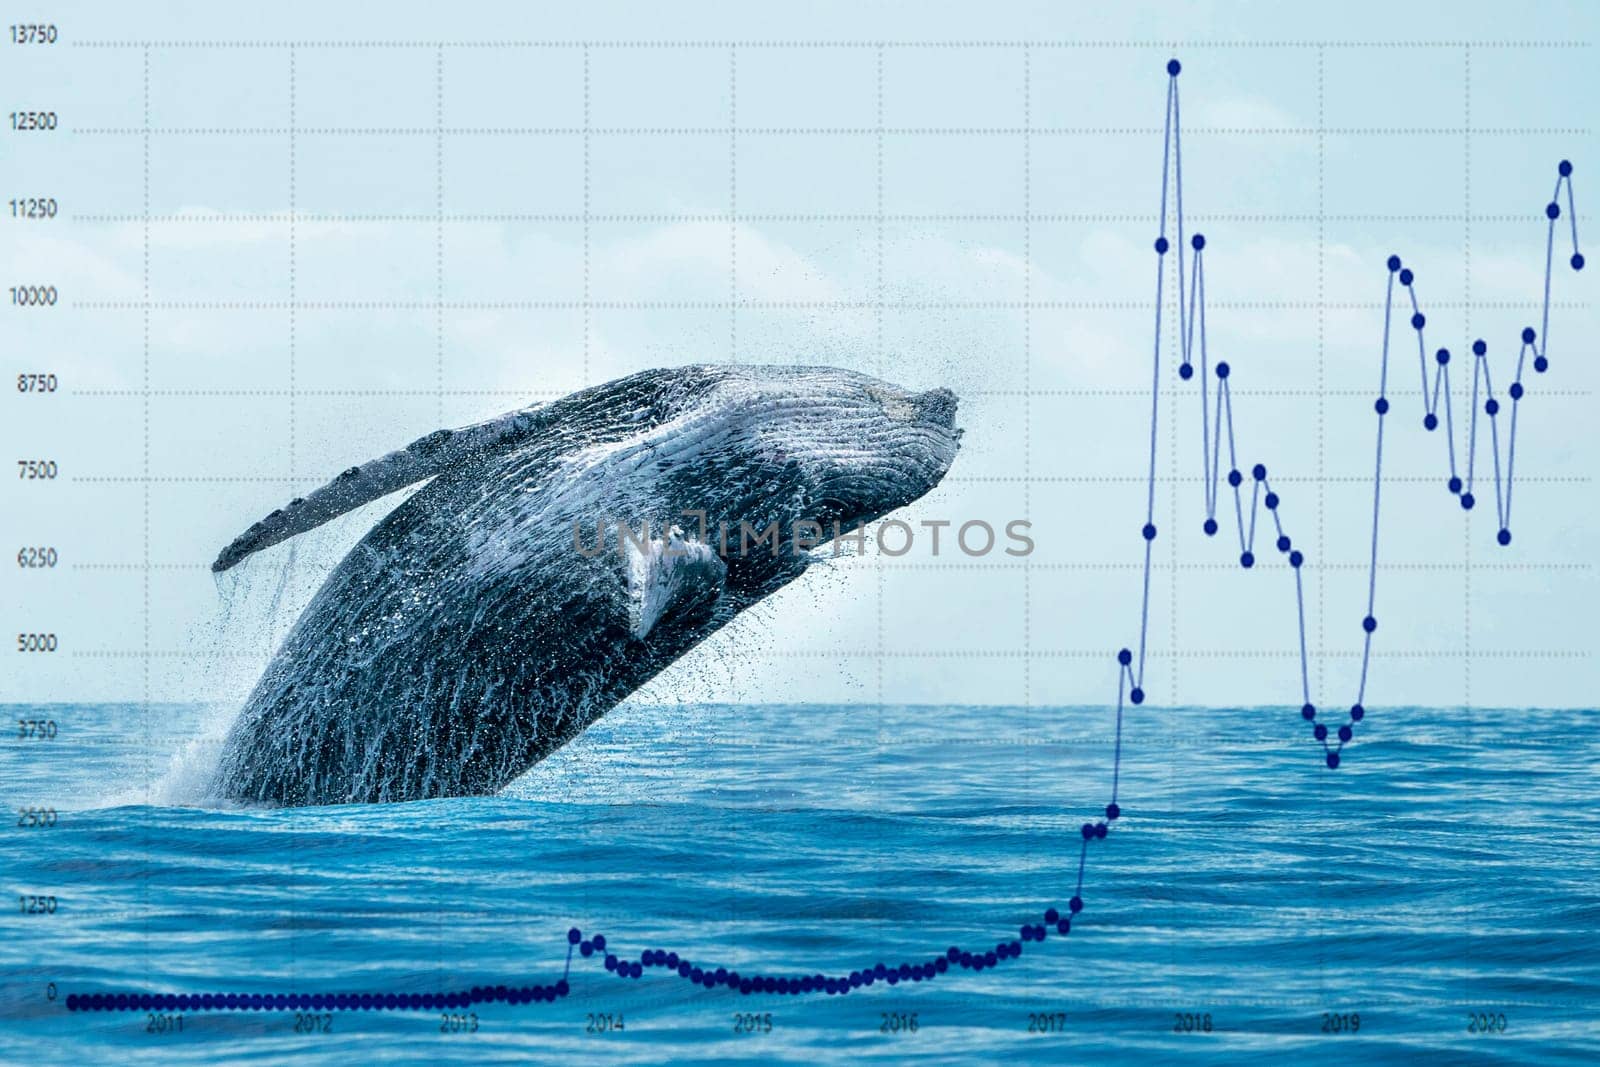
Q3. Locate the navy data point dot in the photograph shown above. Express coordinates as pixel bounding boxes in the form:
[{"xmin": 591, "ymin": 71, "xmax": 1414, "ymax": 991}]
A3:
[
  {"xmin": 1399, "ymin": 268, "xmax": 1414, "ymax": 286},
  {"xmin": 1203, "ymin": 517, "xmax": 1218, "ymax": 536},
  {"xmin": 1363, "ymin": 615, "xmax": 1377, "ymax": 633},
  {"xmin": 1216, "ymin": 361, "xmax": 1230, "ymax": 379},
  {"xmin": 1560, "ymin": 159, "xmax": 1573, "ymax": 176},
  {"xmin": 1142, "ymin": 522, "xmax": 1157, "ymax": 541},
  {"xmin": 592, "ymin": 934, "xmax": 605, "ymax": 950},
  {"xmin": 567, "ymin": 927, "xmax": 582, "ymax": 945},
  {"xmin": 1522, "ymin": 327, "xmax": 1537, "ymax": 344},
  {"xmin": 1228, "ymin": 468, "xmax": 1242, "ymax": 487},
  {"xmin": 1192, "ymin": 233, "xmax": 1206, "ymax": 250},
  {"xmin": 1485, "ymin": 398, "xmax": 1499, "ymax": 416},
  {"xmin": 1534, "ymin": 356, "xmax": 1549, "ymax": 372},
  {"xmin": 1573, "ymin": 253, "xmax": 1585, "ymax": 270},
  {"xmin": 1375, "ymin": 397, "xmax": 1389, "ymax": 415},
  {"xmin": 1302, "ymin": 703, "xmax": 1316, "ymax": 721},
  {"xmin": 1096, "ymin": 823, "xmax": 1108, "ymax": 839},
  {"xmin": 1167, "ymin": 58, "xmax": 1181, "ymax": 75},
  {"xmin": 1424, "ymin": 413, "xmax": 1438, "ymax": 431},
  {"xmin": 1314, "ymin": 724, "xmax": 1328, "ymax": 741},
  {"xmin": 1081, "ymin": 823, "xmax": 1095, "ymax": 841},
  {"xmin": 1266, "ymin": 493, "xmax": 1280, "ymax": 511},
  {"xmin": 1448, "ymin": 476, "xmax": 1463, "ymax": 494},
  {"xmin": 1436, "ymin": 348, "xmax": 1450, "ymax": 365},
  {"xmin": 1240, "ymin": 551, "xmax": 1255, "ymax": 568},
  {"xmin": 1510, "ymin": 383, "xmax": 1524, "ymax": 400},
  {"xmin": 1338, "ymin": 725, "xmax": 1353, "ymax": 743},
  {"xmin": 1461, "ymin": 492, "xmax": 1476, "ymax": 510},
  {"xmin": 1179, "ymin": 362, "xmax": 1194, "ymax": 380},
  {"xmin": 1411, "ymin": 313, "xmax": 1425, "ymax": 330},
  {"xmin": 1327, "ymin": 752, "xmax": 1341, "ymax": 769},
  {"xmin": 1351, "ymin": 704, "xmax": 1365, "ymax": 721},
  {"xmin": 1106, "ymin": 802, "xmax": 1121, "ymax": 821},
  {"xmin": 1155, "ymin": 236, "xmax": 1169, "ymax": 254},
  {"xmin": 1118, "ymin": 647, "xmax": 1133, "ymax": 666},
  {"xmin": 1276, "ymin": 534, "xmax": 1291, "ymax": 552},
  {"xmin": 1252, "ymin": 463, "xmax": 1267, "ymax": 480},
  {"xmin": 1386, "ymin": 254, "xmax": 1401, "ymax": 271},
  {"xmin": 1130, "ymin": 687, "xmax": 1145, "ymax": 705},
  {"xmin": 1044, "ymin": 908, "xmax": 1060, "ymax": 924},
  {"xmin": 1498, "ymin": 528, "xmax": 1512, "ymax": 546},
  {"xmin": 1289, "ymin": 550, "xmax": 1304, "ymax": 568},
  {"xmin": 1473, "ymin": 339, "xmax": 1487, "ymax": 356},
  {"xmin": 1547, "ymin": 202, "xmax": 1561, "ymax": 220},
  {"xmin": 1069, "ymin": 897, "xmax": 1084, "ymax": 914}
]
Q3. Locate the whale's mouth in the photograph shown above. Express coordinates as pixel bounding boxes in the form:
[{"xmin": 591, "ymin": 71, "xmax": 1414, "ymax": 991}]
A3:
[{"xmin": 796, "ymin": 384, "xmax": 961, "ymax": 541}]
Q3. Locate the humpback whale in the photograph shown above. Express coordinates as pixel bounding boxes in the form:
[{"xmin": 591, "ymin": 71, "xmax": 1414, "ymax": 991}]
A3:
[{"xmin": 209, "ymin": 365, "xmax": 960, "ymax": 806}]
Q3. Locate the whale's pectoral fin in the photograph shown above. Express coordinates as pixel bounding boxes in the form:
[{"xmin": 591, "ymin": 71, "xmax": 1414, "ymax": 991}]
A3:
[
  {"xmin": 623, "ymin": 526, "xmax": 728, "ymax": 640},
  {"xmin": 211, "ymin": 405, "xmax": 546, "ymax": 572}
]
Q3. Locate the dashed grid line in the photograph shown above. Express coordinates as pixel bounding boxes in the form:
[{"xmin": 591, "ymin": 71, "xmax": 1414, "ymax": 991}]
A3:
[
  {"xmin": 69, "ymin": 39, "xmax": 1595, "ymax": 49},
  {"xmin": 71, "ymin": 211, "xmax": 1588, "ymax": 223},
  {"xmin": 67, "ymin": 124, "xmax": 1594, "ymax": 136},
  {"xmin": 1020, "ymin": 39, "xmax": 1038, "ymax": 934},
  {"xmin": 287, "ymin": 48, "xmax": 298, "ymax": 477},
  {"xmin": 583, "ymin": 46, "xmax": 591, "ymax": 386},
  {"xmin": 70, "ymin": 560, "xmax": 1594, "ymax": 574},
  {"xmin": 286, "ymin": 42, "xmax": 302, "ymax": 1001},
  {"xmin": 64, "ymin": 648, "xmax": 1592, "ymax": 662},
  {"xmin": 67, "ymin": 386, "xmax": 1599, "ymax": 399},
  {"xmin": 1463, "ymin": 46, "xmax": 1475, "ymax": 716},
  {"xmin": 729, "ymin": 48, "xmax": 738, "ymax": 365},
  {"xmin": 434, "ymin": 47, "xmax": 446, "ymax": 424},
  {"xmin": 65, "ymin": 298, "xmax": 1587, "ymax": 310},
  {"xmin": 873, "ymin": 40, "xmax": 887, "ymax": 972},
  {"xmin": 139, "ymin": 38, "xmax": 153, "ymax": 1009}
]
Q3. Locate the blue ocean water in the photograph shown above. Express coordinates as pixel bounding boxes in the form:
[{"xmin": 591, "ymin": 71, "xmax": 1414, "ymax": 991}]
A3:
[{"xmin": 2, "ymin": 700, "xmax": 1596, "ymax": 1064}]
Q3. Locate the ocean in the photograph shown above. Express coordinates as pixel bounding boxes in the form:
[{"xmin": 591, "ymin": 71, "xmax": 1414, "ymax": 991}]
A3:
[{"xmin": 2, "ymin": 700, "xmax": 1596, "ymax": 1064}]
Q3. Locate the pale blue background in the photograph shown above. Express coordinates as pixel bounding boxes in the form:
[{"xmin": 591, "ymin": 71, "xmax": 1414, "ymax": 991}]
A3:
[{"xmin": 2, "ymin": 0, "xmax": 1596, "ymax": 714}]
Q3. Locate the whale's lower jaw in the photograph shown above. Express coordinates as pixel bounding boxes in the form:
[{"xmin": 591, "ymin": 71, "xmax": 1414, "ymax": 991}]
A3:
[{"xmin": 209, "ymin": 365, "xmax": 959, "ymax": 806}]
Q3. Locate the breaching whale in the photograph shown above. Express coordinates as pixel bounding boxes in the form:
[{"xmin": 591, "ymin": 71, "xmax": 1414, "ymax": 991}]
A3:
[{"xmin": 209, "ymin": 365, "xmax": 960, "ymax": 806}]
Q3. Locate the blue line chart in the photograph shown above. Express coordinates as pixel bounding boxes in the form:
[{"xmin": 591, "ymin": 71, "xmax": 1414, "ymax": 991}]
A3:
[{"xmin": 67, "ymin": 57, "xmax": 1585, "ymax": 1016}]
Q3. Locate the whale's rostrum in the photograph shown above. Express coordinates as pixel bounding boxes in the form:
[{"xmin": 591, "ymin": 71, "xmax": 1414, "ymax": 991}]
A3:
[{"xmin": 210, "ymin": 364, "xmax": 960, "ymax": 806}]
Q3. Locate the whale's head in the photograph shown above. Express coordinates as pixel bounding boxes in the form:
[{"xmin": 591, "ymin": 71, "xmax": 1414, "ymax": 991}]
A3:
[
  {"xmin": 714, "ymin": 365, "xmax": 961, "ymax": 535},
  {"xmin": 604, "ymin": 364, "xmax": 960, "ymax": 589}
]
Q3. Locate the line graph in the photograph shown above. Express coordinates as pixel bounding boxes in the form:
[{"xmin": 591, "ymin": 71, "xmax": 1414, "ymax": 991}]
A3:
[{"xmin": 64, "ymin": 55, "xmax": 1585, "ymax": 1018}]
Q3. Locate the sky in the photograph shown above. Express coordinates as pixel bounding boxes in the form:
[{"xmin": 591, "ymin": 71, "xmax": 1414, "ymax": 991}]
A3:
[{"xmin": 2, "ymin": 0, "xmax": 1596, "ymax": 711}]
